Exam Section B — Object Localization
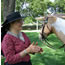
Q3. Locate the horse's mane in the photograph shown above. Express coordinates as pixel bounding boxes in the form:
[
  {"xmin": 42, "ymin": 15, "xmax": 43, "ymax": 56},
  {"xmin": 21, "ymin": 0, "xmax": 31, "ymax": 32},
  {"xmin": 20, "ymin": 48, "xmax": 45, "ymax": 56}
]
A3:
[{"xmin": 53, "ymin": 13, "xmax": 65, "ymax": 19}]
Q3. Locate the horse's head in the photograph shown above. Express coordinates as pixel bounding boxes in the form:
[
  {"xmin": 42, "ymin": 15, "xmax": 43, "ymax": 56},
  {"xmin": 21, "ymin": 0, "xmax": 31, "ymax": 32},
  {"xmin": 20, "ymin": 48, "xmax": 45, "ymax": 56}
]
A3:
[
  {"xmin": 39, "ymin": 16, "xmax": 53, "ymax": 40},
  {"xmin": 40, "ymin": 22, "xmax": 52, "ymax": 40},
  {"xmin": 35, "ymin": 15, "xmax": 57, "ymax": 40}
]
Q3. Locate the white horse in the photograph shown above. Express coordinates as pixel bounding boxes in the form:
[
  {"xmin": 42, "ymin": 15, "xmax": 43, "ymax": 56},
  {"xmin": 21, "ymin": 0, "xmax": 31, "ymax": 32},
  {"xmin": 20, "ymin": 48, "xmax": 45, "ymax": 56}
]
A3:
[{"xmin": 36, "ymin": 15, "xmax": 65, "ymax": 50}]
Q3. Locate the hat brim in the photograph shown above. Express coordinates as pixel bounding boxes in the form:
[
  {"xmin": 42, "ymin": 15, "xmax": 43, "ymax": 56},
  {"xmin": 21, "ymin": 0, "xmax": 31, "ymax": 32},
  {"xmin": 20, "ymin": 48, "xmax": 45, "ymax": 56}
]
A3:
[{"xmin": 2, "ymin": 16, "xmax": 26, "ymax": 26}]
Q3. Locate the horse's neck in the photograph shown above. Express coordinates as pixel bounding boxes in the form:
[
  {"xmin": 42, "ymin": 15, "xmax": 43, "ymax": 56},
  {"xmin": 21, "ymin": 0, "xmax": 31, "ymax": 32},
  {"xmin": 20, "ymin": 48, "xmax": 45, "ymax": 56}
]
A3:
[
  {"xmin": 51, "ymin": 17, "xmax": 65, "ymax": 35},
  {"xmin": 51, "ymin": 17, "xmax": 65, "ymax": 44}
]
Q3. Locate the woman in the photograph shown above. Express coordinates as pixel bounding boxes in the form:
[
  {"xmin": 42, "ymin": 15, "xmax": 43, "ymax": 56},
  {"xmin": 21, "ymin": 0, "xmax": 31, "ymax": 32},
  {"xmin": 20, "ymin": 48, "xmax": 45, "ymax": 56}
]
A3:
[{"xmin": 1, "ymin": 12, "xmax": 43, "ymax": 65}]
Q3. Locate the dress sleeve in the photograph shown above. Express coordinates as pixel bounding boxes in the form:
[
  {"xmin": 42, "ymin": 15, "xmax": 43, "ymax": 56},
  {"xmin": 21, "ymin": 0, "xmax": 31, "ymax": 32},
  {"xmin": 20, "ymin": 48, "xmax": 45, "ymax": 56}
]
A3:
[{"xmin": 2, "ymin": 36, "xmax": 23, "ymax": 64}]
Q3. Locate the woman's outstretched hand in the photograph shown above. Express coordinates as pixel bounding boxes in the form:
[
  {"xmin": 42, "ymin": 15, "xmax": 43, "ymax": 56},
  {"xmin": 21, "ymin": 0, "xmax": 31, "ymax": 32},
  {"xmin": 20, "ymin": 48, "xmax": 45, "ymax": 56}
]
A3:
[{"xmin": 26, "ymin": 42, "xmax": 43, "ymax": 54}]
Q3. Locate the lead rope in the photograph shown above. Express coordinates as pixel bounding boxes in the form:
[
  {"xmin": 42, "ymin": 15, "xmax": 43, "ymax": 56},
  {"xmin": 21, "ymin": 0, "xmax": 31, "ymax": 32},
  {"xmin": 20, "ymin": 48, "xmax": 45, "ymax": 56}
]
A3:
[
  {"xmin": 40, "ymin": 40, "xmax": 54, "ymax": 48},
  {"xmin": 40, "ymin": 35, "xmax": 65, "ymax": 50},
  {"xmin": 40, "ymin": 24, "xmax": 56, "ymax": 49},
  {"xmin": 40, "ymin": 38, "xmax": 56, "ymax": 50}
]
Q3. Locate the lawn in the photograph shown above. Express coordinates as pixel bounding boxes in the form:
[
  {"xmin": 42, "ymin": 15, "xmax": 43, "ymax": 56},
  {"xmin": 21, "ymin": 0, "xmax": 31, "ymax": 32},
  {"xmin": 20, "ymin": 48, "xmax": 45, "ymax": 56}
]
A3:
[{"xmin": 1, "ymin": 32, "xmax": 65, "ymax": 65}]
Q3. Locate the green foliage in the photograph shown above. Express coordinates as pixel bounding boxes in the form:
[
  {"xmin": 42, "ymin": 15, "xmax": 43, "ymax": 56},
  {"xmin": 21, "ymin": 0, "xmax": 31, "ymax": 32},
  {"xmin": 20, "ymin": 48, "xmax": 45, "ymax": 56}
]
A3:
[
  {"xmin": 24, "ymin": 16, "xmax": 33, "ymax": 24},
  {"xmin": 15, "ymin": 0, "xmax": 48, "ymax": 23},
  {"xmin": 16, "ymin": 0, "xmax": 23, "ymax": 11},
  {"xmin": 47, "ymin": 1, "xmax": 55, "ymax": 8},
  {"xmin": 55, "ymin": 0, "xmax": 65, "ymax": 13},
  {"xmin": 1, "ymin": 0, "xmax": 56, "ymax": 24},
  {"xmin": 29, "ymin": 0, "xmax": 47, "ymax": 16}
]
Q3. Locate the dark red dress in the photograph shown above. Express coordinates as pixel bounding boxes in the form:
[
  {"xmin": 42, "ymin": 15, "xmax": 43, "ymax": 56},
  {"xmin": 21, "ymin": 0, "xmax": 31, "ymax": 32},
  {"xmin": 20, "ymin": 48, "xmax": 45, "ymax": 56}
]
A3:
[{"xmin": 1, "ymin": 32, "xmax": 32, "ymax": 65}]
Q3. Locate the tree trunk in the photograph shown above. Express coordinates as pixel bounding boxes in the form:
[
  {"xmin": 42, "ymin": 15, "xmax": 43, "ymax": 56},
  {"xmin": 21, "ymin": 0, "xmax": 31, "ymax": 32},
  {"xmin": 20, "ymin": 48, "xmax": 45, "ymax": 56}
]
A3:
[{"xmin": 3, "ymin": 0, "xmax": 16, "ymax": 21}]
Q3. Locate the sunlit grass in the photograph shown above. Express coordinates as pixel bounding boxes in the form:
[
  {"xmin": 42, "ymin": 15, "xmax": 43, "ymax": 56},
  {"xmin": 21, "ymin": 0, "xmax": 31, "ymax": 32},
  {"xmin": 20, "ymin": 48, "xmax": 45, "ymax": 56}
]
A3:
[{"xmin": 1, "ymin": 32, "xmax": 65, "ymax": 65}]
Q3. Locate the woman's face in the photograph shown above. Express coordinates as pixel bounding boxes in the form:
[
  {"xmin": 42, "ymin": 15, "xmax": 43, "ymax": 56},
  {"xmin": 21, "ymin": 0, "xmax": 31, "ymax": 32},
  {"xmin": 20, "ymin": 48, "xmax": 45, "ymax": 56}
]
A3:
[{"xmin": 10, "ymin": 19, "xmax": 23, "ymax": 32}]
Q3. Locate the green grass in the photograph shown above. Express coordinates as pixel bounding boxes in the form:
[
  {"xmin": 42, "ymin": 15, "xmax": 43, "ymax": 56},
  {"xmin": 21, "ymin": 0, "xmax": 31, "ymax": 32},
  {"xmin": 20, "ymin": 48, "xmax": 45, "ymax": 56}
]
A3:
[{"xmin": 1, "ymin": 32, "xmax": 65, "ymax": 65}]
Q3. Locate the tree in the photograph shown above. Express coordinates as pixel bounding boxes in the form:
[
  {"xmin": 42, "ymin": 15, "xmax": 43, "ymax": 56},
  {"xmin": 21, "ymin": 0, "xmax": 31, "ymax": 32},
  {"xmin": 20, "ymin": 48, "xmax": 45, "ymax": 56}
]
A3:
[
  {"xmin": 15, "ymin": 0, "xmax": 47, "ymax": 23},
  {"xmin": 3, "ymin": 0, "xmax": 16, "ymax": 21},
  {"xmin": 55, "ymin": 0, "xmax": 65, "ymax": 13},
  {"xmin": 1, "ymin": 0, "xmax": 3, "ymax": 23}
]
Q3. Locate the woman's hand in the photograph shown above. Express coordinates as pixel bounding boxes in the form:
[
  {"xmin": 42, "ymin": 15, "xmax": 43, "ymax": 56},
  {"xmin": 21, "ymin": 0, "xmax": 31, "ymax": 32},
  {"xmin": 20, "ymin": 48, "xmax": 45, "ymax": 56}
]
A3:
[
  {"xmin": 19, "ymin": 42, "xmax": 43, "ymax": 57},
  {"xmin": 26, "ymin": 42, "xmax": 43, "ymax": 54}
]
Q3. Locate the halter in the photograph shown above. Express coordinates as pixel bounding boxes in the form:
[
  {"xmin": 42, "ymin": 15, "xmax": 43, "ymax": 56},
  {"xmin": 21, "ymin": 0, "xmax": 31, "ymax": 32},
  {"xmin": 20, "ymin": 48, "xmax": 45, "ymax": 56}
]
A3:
[{"xmin": 41, "ymin": 23, "xmax": 56, "ymax": 49}]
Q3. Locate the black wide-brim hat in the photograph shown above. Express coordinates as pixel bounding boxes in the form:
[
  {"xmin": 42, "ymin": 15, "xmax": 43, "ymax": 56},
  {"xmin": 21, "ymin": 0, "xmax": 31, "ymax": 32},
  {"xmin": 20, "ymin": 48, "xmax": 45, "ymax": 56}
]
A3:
[{"xmin": 2, "ymin": 12, "xmax": 26, "ymax": 26}]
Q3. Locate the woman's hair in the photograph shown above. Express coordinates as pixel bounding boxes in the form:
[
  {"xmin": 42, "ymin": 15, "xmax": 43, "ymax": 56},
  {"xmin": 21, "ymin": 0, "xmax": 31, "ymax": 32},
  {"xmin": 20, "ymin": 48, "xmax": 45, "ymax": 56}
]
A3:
[
  {"xmin": 1, "ymin": 24, "xmax": 10, "ymax": 42},
  {"xmin": 1, "ymin": 24, "xmax": 10, "ymax": 56}
]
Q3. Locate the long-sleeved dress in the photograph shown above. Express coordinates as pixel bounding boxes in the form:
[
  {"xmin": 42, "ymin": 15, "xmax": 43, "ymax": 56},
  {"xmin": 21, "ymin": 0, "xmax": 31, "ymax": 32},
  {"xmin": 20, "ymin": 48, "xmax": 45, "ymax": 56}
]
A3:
[{"xmin": 1, "ymin": 32, "xmax": 32, "ymax": 65}]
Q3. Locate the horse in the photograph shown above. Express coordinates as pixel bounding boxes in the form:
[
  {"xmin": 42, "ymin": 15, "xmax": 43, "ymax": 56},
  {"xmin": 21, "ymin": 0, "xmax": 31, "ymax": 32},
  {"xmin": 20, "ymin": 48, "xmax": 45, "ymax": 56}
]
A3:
[{"xmin": 36, "ymin": 15, "xmax": 65, "ymax": 50}]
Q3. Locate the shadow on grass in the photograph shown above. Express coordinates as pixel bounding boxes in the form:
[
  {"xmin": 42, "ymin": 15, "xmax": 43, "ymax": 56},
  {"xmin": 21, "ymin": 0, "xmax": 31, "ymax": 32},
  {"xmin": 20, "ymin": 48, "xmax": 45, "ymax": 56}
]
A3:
[
  {"xmin": 1, "ymin": 58, "xmax": 5, "ymax": 65},
  {"xmin": 31, "ymin": 52, "xmax": 65, "ymax": 65},
  {"xmin": 25, "ymin": 32, "xmax": 65, "ymax": 65},
  {"xmin": 47, "ymin": 34, "xmax": 64, "ymax": 49}
]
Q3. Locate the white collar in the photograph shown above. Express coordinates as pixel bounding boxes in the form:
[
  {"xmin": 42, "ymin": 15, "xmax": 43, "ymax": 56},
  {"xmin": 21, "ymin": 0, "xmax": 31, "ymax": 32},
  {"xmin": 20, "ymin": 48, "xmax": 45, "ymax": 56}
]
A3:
[{"xmin": 7, "ymin": 31, "xmax": 25, "ymax": 42}]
